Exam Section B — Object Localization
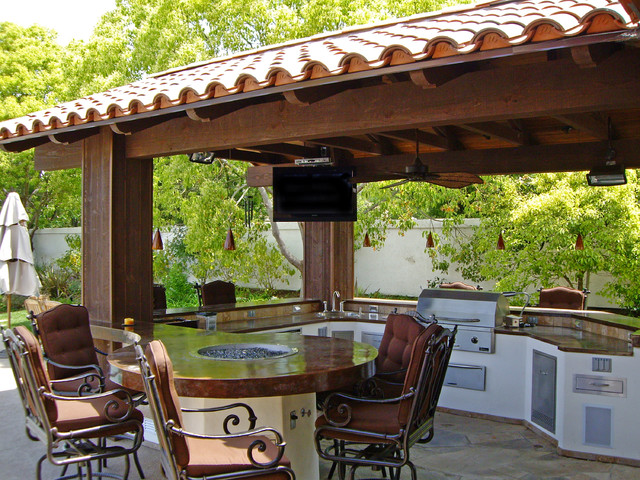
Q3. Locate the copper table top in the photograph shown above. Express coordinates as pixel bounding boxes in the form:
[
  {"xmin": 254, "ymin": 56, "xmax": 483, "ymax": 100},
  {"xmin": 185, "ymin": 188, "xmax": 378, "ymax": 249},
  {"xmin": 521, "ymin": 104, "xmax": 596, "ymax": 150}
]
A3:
[{"xmin": 108, "ymin": 323, "xmax": 377, "ymax": 398}]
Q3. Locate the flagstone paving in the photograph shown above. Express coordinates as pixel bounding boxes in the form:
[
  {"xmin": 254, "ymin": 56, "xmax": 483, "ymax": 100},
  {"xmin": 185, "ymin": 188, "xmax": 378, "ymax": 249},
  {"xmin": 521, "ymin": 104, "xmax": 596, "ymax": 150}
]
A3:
[{"xmin": 1, "ymin": 351, "xmax": 639, "ymax": 479}]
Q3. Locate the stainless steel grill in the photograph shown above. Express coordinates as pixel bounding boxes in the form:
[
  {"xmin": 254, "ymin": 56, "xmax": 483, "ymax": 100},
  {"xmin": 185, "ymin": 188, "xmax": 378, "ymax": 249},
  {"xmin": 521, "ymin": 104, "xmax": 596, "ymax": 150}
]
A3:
[{"xmin": 416, "ymin": 289, "xmax": 508, "ymax": 353}]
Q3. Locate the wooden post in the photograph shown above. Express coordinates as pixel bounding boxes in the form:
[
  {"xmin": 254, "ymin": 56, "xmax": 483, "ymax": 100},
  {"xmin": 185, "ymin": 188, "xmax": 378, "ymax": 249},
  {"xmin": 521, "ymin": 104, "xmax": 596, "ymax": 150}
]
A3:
[
  {"xmin": 6, "ymin": 294, "xmax": 10, "ymax": 328},
  {"xmin": 82, "ymin": 127, "xmax": 153, "ymax": 326},
  {"xmin": 303, "ymin": 222, "xmax": 354, "ymax": 305}
]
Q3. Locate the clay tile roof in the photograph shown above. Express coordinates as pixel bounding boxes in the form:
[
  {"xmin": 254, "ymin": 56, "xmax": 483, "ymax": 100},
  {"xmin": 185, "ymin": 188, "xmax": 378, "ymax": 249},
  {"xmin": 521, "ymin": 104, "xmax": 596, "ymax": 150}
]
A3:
[{"xmin": 0, "ymin": 0, "xmax": 636, "ymax": 141}]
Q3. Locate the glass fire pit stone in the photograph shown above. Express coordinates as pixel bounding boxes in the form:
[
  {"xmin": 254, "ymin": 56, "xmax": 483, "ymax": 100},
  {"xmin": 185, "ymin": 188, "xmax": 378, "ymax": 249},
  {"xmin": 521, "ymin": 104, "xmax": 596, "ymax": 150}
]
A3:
[{"xmin": 197, "ymin": 343, "xmax": 298, "ymax": 361}]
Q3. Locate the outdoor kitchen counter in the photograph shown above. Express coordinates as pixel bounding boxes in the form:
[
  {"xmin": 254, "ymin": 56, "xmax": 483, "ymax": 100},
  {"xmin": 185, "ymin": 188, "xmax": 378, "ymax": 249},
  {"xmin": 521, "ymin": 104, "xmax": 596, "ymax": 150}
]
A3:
[
  {"xmin": 151, "ymin": 300, "xmax": 639, "ymax": 356},
  {"xmin": 109, "ymin": 322, "xmax": 377, "ymax": 398},
  {"xmin": 209, "ymin": 309, "xmax": 637, "ymax": 357},
  {"xmin": 496, "ymin": 325, "xmax": 633, "ymax": 355}
]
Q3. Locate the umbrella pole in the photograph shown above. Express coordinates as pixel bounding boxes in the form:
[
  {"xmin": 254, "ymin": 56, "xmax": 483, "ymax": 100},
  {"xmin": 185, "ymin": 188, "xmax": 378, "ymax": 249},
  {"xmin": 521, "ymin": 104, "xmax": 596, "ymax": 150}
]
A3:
[{"xmin": 6, "ymin": 294, "xmax": 10, "ymax": 328}]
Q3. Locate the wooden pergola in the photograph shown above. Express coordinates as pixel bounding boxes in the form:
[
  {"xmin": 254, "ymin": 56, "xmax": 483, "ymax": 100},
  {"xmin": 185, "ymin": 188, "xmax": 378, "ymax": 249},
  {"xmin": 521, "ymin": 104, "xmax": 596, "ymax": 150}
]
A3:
[{"xmin": 1, "ymin": 0, "xmax": 639, "ymax": 326}]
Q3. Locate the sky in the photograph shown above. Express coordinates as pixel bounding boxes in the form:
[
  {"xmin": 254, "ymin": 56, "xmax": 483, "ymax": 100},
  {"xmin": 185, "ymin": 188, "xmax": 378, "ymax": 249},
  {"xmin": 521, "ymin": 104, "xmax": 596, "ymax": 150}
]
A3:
[{"xmin": 2, "ymin": 0, "xmax": 116, "ymax": 45}]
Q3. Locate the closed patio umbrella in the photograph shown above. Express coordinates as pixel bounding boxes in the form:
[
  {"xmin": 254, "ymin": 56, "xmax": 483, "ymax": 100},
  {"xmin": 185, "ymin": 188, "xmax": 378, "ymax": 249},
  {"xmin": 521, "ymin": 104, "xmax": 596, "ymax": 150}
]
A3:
[{"xmin": 0, "ymin": 192, "xmax": 40, "ymax": 327}]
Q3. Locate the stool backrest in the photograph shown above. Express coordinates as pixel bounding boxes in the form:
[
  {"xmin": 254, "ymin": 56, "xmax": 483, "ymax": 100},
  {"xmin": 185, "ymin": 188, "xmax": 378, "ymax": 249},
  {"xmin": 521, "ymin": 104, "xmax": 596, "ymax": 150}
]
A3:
[
  {"xmin": 33, "ymin": 304, "xmax": 99, "ymax": 380},
  {"xmin": 539, "ymin": 287, "xmax": 585, "ymax": 310}
]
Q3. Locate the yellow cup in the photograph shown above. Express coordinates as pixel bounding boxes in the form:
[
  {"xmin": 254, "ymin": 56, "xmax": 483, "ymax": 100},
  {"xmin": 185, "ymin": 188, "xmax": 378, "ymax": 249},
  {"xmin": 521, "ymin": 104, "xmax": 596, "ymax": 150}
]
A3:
[{"xmin": 123, "ymin": 317, "xmax": 135, "ymax": 331}]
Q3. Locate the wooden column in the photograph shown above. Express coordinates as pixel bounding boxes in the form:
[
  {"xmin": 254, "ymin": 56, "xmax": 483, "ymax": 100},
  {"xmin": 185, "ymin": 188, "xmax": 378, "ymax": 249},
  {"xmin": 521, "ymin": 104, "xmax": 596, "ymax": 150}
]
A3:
[
  {"xmin": 303, "ymin": 222, "xmax": 354, "ymax": 304},
  {"xmin": 82, "ymin": 127, "xmax": 153, "ymax": 326}
]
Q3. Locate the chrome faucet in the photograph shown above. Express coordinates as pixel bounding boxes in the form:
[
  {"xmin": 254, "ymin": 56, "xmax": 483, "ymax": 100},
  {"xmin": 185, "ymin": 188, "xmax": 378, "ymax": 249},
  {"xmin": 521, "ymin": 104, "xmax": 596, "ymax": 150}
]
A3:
[{"xmin": 332, "ymin": 290, "xmax": 341, "ymax": 312}]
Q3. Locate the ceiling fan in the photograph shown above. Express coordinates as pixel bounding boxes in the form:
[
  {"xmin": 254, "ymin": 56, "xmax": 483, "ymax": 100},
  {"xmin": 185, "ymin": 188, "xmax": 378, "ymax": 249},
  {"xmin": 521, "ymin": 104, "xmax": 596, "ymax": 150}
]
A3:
[{"xmin": 382, "ymin": 131, "xmax": 484, "ymax": 189}]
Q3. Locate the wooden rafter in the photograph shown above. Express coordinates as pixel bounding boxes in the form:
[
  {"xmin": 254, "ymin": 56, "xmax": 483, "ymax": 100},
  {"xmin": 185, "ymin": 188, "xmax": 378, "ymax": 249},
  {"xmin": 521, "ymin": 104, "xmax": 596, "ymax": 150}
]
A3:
[
  {"xmin": 212, "ymin": 149, "xmax": 287, "ymax": 164},
  {"xmin": 282, "ymin": 83, "xmax": 354, "ymax": 106},
  {"xmin": 306, "ymin": 137, "xmax": 387, "ymax": 155},
  {"xmin": 120, "ymin": 50, "xmax": 640, "ymax": 160},
  {"xmin": 110, "ymin": 114, "xmax": 178, "ymax": 135},
  {"xmin": 460, "ymin": 122, "xmax": 530, "ymax": 145},
  {"xmin": 409, "ymin": 64, "xmax": 471, "ymax": 88},
  {"xmin": 247, "ymin": 138, "xmax": 640, "ymax": 186},
  {"xmin": 250, "ymin": 143, "xmax": 318, "ymax": 158},
  {"xmin": 553, "ymin": 114, "xmax": 608, "ymax": 141},
  {"xmin": 433, "ymin": 126, "xmax": 464, "ymax": 150},
  {"xmin": 48, "ymin": 129, "xmax": 98, "ymax": 145},
  {"xmin": 379, "ymin": 129, "xmax": 450, "ymax": 151}
]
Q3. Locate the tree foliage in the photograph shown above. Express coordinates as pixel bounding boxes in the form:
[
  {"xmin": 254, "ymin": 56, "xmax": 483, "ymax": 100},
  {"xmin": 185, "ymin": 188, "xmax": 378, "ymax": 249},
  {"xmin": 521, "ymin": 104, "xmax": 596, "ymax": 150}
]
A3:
[
  {"xmin": 3, "ymin": 0, "xmax": 640, "ymax": 312},
  {"xmin": 0, "ymin": 23, "xmax": 81, "ymax": 237},
  {"xmin": 153, "ymin": 156, "xmax": 294, "ymax": 293},
  {"xmin": 430, "ymin": 173, "xmax": 640, "ymax": 310}
]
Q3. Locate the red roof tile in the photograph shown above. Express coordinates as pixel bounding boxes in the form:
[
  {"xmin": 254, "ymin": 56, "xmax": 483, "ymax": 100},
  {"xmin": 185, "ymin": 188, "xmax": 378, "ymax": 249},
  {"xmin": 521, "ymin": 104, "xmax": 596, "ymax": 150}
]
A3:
[{"xmin": 0, "ymin": 0, "xmax": 636, "ymax": 141}]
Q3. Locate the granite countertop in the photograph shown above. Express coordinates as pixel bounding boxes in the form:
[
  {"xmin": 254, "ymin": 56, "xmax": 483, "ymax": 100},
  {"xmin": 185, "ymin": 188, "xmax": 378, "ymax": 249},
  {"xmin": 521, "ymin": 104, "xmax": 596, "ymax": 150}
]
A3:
[
  {"xmin": 153, "ymin": 297, "xmax": 320, "ymax": 319},
  {"xmin": 146, "ymin": 300, "xmax": 638, "ymax": 356},
  {"xmin": 109, "ymin": 323, "xmax": 377, "ymax": 398},
  {"xmin": 496, "ymin": 324, "xmax": 633, "ymax": 355},
  {"xmin": 213, "ymin": 312, "xmax": 634, "ymax": 356}
]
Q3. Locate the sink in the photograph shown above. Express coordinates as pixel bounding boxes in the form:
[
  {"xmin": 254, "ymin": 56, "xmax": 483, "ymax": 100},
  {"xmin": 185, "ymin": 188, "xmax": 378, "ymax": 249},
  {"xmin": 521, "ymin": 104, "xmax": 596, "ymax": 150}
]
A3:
[{"xmin": 315, "ymin": 311, "xmax": 346, "ymax": 319}]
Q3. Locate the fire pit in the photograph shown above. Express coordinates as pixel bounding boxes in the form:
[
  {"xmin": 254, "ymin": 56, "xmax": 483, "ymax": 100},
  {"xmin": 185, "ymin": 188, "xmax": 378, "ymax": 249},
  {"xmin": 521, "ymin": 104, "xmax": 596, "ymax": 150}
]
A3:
[{"xmin": 197, "ymin": 343, "xmax": 298, "ymax": 361}]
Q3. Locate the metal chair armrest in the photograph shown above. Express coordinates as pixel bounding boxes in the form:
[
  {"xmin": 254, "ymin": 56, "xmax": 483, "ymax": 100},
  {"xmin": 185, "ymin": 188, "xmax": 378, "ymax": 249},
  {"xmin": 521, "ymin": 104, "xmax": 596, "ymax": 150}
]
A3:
[
  {"xmin": 167, "ymin": 422, "xmax": 286, "ymax": 468},
  {"xmin": 45, "ymin": 358, "xmax": 105, "ymax": 378},
  {"xmin": 356, "ymin": 374, "xmax": 404, "ymax": 398},
  {"xmin": 322, "ymin": 389, "xmax": 415, "ymax": 427},
  {"xmin": 40, "ymin": 387, "xmax": 137, "ymax": 422},
  {"xmin": 181, "ymin": 402, "xmax": 257, "ymax": 432},
  {"xmin": 50, "ymin": 371, "xmax": 106, "ymax": 395}
]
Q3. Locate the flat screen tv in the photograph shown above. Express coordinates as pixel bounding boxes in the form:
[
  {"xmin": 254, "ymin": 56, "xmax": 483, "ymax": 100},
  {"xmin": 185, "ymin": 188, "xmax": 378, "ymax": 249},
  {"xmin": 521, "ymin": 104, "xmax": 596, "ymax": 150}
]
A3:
[{"xmin": 272, "ymin": 166, "xmax": 357, "ymax": 222}]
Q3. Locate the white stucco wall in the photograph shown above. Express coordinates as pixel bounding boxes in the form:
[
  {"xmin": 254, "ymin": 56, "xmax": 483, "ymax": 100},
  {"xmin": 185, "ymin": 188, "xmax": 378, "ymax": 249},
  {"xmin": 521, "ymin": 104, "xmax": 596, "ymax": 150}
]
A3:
[
  {"xmin": 32, "ymin": 222, "xmax": 618, "ymax": 308},
  {"xmin": 32, "ymin": 227, "xmax": 80, "ymax": 266}
]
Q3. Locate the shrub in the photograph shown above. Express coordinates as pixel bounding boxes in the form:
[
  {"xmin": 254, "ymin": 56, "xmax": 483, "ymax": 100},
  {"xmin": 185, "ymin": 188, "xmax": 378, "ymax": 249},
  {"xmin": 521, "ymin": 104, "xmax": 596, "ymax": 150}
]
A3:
[
  {"xmin": 164, "ymin": 262, "xmax": 198, "ymax": 308},
  {"xmin": 36, "ymin": 234, "xmax": 81, "ymax": 303}
]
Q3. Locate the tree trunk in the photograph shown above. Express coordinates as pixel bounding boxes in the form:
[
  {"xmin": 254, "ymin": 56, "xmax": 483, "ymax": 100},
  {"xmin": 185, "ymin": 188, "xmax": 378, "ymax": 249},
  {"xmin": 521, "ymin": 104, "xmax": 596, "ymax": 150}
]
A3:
[{"xmin": 257, "ymin": 187, "xmax": 303, "ymax": 273}]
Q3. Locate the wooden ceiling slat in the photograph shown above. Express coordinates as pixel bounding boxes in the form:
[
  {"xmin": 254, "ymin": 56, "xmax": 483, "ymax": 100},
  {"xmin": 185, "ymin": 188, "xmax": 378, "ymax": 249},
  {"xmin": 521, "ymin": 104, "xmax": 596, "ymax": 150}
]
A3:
[
  {"xmin": 380, "ymin": 129, "xmax": 450, "ymax": 151},
  {"xmin": 553, "ymin": 114, "xmax": 608, "ymax": 140},
  {"xmin": 460, "ymin": 122, "xmax": 529, "ymax": 145},
  {"xmin": 306, "ymin": 137, "xmax": 386, "ymax": 155},
  {"xmin": 251, "ymin": 143, "xmax": 318, "ymax": 158},
  {"xmin": 246, "ymin": 138, "xmax": 640, "ymax": 186}
]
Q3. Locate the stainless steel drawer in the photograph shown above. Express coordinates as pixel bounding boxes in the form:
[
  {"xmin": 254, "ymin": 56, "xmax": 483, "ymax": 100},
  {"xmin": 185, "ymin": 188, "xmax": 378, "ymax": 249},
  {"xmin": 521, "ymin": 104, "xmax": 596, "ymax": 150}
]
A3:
[
  {"xmin": 573, "ymin": 374, "xmax": 626, "ymax": 397},
  {"xmin": 444, "ymin": 364, "xmax": 486, "ymax": 391}
]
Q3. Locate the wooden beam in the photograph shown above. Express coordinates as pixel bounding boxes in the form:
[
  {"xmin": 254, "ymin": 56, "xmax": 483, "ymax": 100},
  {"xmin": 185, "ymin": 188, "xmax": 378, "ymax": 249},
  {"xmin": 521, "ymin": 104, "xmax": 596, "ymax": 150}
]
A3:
[
  {"xmin": 125, "ymin": 49, "xmax": 640, "ymax": 160},
  {"xmin": 306, "ymin": 137, "xmax": 386, "ymax": 155},
  {"xmin": 409, "ymin": 64, "xmax": 471, "ymax": 88},
  {"xmin": 48, "ymin": 129, "xmax": 98, "ymax": 145},
  {"xmin": 380, "ymin": 129, "xmax": 450, "ymax": 151},
  {"xmin": 0, "ymin": 136, "xmax": 49, "ymax": 152},
  {"xmin": 82, "ymin": 127, "xmax": 153, "ymax": 325},
  {"xmin": 186, "ymin": 101, "xmax": 251, "ymax": 122},
  {"xmin": 283, "ymin": 83, "xmax": 353, "ymax": 106},
  {"xmin": 553, "ymin": 114, "xmax": 608, "ymax": 140},
  {"xmin": 110, "ymin": 114, "xmax": 177, "ymax": 135},
  {"xmin": 253, "ymin": 143, "xmax": 318, "ymax": 158},
  {"xmin": 365, "ymin": 134, "xmax": 398, "ymax": 155},
  {"xmin": 213, "ymin": 149, "xmax": 288, "ymax": 164},
  {"xmin": 34, "ymin": 141, "xmax": 83, "ymax": 171},
  {"xmin": 247, "ymin": 138, "xmax": 640, "ymax": 186},
  {"xmin": 460, "ymin": 122, "xmax": 530, "ymax": 145},
  {"xmin": 347, "ymin": 139, "xmax": 640, "ymax": 182},
  {"xmin": 433, "ymin": 126, "xmax": 464, "ymax": 150},
  {"xmin": 303, "ymin": 222, "xmax": 353, "ymax": 303}
]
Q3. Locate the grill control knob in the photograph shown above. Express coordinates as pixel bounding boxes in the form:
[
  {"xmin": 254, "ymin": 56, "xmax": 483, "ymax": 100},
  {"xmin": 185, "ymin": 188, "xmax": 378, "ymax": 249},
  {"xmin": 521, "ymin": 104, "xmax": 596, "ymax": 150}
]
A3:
[{"xmin": 471, "ymin": 336, "xmax": 479, "ymax": 344}]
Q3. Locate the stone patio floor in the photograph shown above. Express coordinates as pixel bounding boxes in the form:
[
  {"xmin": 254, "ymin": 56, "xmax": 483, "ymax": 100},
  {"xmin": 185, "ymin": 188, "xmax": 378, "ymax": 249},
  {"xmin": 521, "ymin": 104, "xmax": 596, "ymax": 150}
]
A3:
[{"xmin": 2, "ymin": 351, "xmax": 639, "ymax": 479}]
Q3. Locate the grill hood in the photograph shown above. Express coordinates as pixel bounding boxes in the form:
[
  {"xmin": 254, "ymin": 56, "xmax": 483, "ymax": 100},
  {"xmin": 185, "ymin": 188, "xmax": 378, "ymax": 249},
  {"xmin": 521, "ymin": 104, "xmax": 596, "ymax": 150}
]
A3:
[{"xmin": 416, "ymin": 289, "xmax": 508, "ymax": 328}]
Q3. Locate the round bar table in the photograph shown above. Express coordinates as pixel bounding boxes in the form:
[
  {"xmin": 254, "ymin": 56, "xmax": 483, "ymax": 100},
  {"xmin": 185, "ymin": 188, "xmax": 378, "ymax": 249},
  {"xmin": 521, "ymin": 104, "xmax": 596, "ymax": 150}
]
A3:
[{"xmin": 108, "ymin": 323, "xmax": 378, "ymax": 479}]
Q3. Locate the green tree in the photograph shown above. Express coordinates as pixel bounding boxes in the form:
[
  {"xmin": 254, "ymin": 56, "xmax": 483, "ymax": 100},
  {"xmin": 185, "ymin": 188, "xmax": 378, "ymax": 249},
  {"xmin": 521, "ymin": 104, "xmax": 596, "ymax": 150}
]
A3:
[
  {"xmin": 432, "ymin": 172, "xmax": 640, "ymax": 311},
  {"xmin": 153, "ymin": 156, "xmax": 296, "ymax": 292},
  {"xmin": 0, "ymin": 23, "xmax": 82, "ymax": 236}
]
